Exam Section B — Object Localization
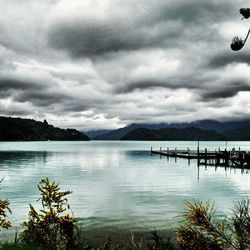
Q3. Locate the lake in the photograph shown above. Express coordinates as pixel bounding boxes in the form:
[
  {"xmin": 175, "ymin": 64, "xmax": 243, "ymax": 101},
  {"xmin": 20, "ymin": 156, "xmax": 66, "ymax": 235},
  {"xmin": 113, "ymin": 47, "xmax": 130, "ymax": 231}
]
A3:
[{"xmin": 0, "ymin": 141, "xmax": 250, "ymax": 233}]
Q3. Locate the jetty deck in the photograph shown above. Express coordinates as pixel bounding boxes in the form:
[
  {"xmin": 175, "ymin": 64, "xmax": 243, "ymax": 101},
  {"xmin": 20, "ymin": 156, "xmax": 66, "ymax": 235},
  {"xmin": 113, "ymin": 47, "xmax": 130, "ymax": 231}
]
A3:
[{"xmin": 151, "ymin": 146, "xmax": 250, "ymax": 168}]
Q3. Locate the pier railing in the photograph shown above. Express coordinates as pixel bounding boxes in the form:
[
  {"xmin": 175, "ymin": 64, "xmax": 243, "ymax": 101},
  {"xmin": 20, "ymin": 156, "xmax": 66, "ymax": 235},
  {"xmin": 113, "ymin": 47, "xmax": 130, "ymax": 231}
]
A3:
[{"xmin": 150, "ymin": 146, "xmax": 250, "ymax": 168}]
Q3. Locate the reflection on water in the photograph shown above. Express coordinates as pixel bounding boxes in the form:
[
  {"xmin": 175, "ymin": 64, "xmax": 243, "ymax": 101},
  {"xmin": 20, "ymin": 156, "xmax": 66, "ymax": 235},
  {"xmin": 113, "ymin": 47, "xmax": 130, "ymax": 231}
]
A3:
[
  {"xmin": 0, "ymin": 151, "xmax": 49, "ymax": 167},
  {"xmin": 0, "ymin": 141, "xmax": 250, "ymax": 233}
]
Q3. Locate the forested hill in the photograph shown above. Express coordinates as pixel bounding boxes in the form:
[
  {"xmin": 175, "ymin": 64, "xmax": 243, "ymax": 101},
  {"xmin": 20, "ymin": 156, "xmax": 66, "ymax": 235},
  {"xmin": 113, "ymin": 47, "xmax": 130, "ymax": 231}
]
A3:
[
  {"xmin": 121, "ymin": 127, "xmax": 226, "ymax": 141},
  {"xmin": 0, "ymin": 116, "xmax": 89, "ymax": 141},
  {"xmin": 89, "ymin": 119, "xmax": 250, "ymax": 140},
  {"xmin": 222, "ymin": 127, "xmax": 250, "ymax": 141}
]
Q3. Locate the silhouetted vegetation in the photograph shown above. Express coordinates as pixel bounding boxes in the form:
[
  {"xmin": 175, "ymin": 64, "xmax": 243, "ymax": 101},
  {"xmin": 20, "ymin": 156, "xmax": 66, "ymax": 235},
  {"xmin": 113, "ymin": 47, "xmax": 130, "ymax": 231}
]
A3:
[
  {"xmin": 121, "ymin": 127, "xmax": 226, "ymax": 141},
  {"xmin": 0, "ymin": 116, "xmax": 89, "ymax": 141},
  {"xmin": 222, "ymin": 127, "xmax": 250, "ymax": 141},
  {"xmin": 177, "ymin": 200, "xmax": 250, "ymax": 250},
  {"xmin": 20, "ymin": 178, "xmax": 78, "ymax": 249},
  {"xmin": 231, "ymin": 8, "xmax": 250, "ymax": 51}
]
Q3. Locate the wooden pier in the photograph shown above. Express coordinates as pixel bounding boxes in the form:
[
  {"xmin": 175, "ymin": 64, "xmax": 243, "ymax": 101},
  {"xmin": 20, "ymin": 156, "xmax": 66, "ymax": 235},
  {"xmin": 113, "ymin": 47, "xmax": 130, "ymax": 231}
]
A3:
[{"xmin": 151, "ymin": 146, "xmax": 250, "ymax": 168}]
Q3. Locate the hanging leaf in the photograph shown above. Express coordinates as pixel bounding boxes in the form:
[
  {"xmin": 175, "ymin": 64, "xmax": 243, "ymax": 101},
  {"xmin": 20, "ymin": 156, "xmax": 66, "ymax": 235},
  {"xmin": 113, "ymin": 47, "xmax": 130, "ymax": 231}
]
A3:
[
  {"xmin": 231, "ymin": 36, "xmax": 244, "ymax": 51},
  {"xmin": 240, "ymin": 8, "xmax": 250, "ymax": 19}
]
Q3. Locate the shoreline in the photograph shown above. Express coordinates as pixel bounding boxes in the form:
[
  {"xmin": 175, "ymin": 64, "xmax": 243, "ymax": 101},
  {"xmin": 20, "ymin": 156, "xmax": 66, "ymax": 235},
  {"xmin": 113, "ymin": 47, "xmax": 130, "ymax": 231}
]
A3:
[{"xmin": 0, "ymin": 225, "xmax": 179, "ymax": 249}]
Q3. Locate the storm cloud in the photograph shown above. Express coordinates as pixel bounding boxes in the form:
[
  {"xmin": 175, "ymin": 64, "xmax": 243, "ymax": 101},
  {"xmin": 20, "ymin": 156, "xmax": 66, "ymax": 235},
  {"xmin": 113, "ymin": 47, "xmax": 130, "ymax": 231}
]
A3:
[{"xmin": 0, "ymin": 0, "xmax": 249, "ymax": 130}]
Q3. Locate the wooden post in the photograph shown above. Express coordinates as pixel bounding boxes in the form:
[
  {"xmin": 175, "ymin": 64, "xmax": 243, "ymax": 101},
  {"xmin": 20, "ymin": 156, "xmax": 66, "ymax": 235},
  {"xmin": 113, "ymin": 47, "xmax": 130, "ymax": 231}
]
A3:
[
  {"xmin": 197, "ymin": 164, "xmax": 200, "ymax": 181},
  {"xmin": 240, "ymin": 153, "xmax": 243, "ymax": 168},
  {"xmin": 175, "ymin": 147, "xmax": 177, "ymax": 163},
  {"xmin": 225, "ymin": 156, "xmax": 229, "ymax": 166},
  {"xmin": 160, "ymin": 147, "xmax": 162, "ymax": 159},
  {"xmin": 187, "ymin": 147, "xmax": 190, "ymax": 165},
  {"xmin": 225, "ymin": 149, "xmax": 229, "ymax": 166},
  {"xmin": 205, "ymin": 148, "xmax": 207, "ymax": 166},
  {"xmin": 217, "ymin": 157, "xmax": 220, "ymax": 165},
  {"xmin": 197, "ymin": 145, "xmax": 200, "ymax": 165},
  {"xmin": 167, "ymin": 147, "xmax": 169, "ymax": 161}
]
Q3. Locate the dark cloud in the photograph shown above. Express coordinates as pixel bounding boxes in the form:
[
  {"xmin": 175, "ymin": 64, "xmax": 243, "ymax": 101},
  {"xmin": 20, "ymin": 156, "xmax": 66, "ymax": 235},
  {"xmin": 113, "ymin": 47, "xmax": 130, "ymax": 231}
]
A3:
[
  {"xmin": 14, "ymin": 91, "xmax": 70, "ymax": 107},
  {"xmin": 48, "ymin": 20, "xmax": 179, "ymax": 57},
  {"xmin": 0, "ymin": 107, "xmax": 32, "ymax": 117},
  {"xmin": 47, "ymin": 1, "xmax": 236, "ymax": 58},
  {"xmin": 156, "ymin": 1, "xmax": 234, "ymax": 24},
  {"xmin": 209, "ymin": 52, "xmax": 250, "ymax": 68},
  {"xmin": 200, "ymin": 80, "xmax": 250, "ymax": 100},
  {"xmin": 0, "ymin": 79, "xmax": 43, "ymax": 91},
  {"xmin": 0, "ymin": 78, "xmax": 73, "ymax": 109},
  {"xmin": 115, "ymin": 80, "xmax": 175, "ymax": 94},
  {"xmin": 114, "ymin": 72, "xmax": 216, "ymax": 94},
  {"xmin": 115, "ymin": 79, "xmax": 194, "ymax": 94}
]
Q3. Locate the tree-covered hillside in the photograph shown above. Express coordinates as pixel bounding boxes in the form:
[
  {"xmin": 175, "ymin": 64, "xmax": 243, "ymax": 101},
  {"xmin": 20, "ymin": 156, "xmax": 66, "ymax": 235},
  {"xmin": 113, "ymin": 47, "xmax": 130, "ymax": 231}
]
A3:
[
  {"xmin": 121, "ymin": 127, "xmax": 226, "ymax": 141},
  {"xmin": 0, "ymin": 116, "xmax": 89, "ymax": 141}
]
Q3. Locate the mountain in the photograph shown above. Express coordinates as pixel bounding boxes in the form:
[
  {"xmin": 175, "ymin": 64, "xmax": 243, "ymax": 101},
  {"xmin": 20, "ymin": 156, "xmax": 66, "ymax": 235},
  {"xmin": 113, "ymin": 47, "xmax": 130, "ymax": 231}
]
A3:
[
  {"xmin": 120, "ymin": 128, "xmax": 161, "ymax": 141},
  {"xmin": 189, "ymin": 119, "xmax": 250, "ymax": 133},
  {"xmin": 93, "ymin": 124, "xmax": 139, "ymax": 140},
  {"xmin": 92, "ymin": 123, "xmax": 177, "ymax": 140},
  {"xmin": 84, "ymin": 129, "xmax": 112, "ymax": 138},
  {"xmin": 121, "ymin": 127, "xmax": 227, "ymax": 141},
  {"xmin": 0, "ymin": 116, "xmax": 89, "ymax": 141},
  {"xmin": 222, "ymin": 127, "xmax": 250, "ymax": 141},
  {"xmin": 92, "ymin": 119, "xmax": 250, "ymax": 140}
]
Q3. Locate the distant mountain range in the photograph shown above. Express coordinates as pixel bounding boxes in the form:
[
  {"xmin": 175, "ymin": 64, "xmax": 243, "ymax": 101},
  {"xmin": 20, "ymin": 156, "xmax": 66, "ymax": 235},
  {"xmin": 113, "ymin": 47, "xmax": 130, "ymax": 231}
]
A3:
[
  {"xmin": 84, "ymin": 129, "xmax": 112, "ymax": 138},
  {"xmin": 121, "ymin": 127, "xmax": 226, "ymax": 141},
  {"xmin": 0, "ymin": 116, "xmax": 89, "ymax": 141},
  {"xmin": 85, "ymin": 119, "xmax": 250, "ymax": 140},
  {"xmin": 1, "ymin": 116, "xmax": 250, "ymax": 141}
]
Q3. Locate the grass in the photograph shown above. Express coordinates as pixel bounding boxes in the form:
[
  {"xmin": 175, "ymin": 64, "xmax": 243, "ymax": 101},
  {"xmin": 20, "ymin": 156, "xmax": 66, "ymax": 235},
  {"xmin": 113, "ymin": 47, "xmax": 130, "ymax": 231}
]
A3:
[
  {"xmin": 0, "ymin": 242, "xmax": 46, "ymax": 250},
  {"xmin": 0, "ymin": 227, "xmax": 179, "ymax": 250}
]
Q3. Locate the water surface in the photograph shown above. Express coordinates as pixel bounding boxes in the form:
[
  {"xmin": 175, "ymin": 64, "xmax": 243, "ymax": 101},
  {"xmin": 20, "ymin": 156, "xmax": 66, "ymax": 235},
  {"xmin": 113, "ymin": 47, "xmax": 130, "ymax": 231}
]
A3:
[{"xmin": 0, "ymin": 141, "xmax": 250, "ymax": 232}]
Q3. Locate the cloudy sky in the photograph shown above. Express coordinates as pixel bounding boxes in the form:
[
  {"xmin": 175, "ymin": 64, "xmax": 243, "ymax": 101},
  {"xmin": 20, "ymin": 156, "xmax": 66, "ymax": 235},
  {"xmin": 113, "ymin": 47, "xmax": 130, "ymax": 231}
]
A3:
[{"xmin": 0, "ymin": 0, "xmax": 249, "ymax": 130}]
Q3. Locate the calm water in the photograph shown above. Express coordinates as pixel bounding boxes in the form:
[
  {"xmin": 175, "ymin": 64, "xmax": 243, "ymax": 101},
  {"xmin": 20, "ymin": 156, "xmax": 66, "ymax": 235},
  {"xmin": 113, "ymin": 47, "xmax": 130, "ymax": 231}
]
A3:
[{"xmin": 0, "ymin": 141, "xmax": 250, "ymax": 233}]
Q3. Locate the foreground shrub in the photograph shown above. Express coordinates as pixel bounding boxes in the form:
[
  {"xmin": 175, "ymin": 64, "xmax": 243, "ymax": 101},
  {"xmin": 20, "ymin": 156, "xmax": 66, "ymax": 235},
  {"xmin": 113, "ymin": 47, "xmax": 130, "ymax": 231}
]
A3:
[
  {"xmin": 20, "ymin": 178, "xmax": 77, "ymax": 250},
  {"xmin": 0, "ymin": 178, "xmax": 11, "ymax": 230},
  {"xmin": 177, "ymin": 199, "xmax": 250, "ymax": 250},
  {"xmin": 0, "ymin": 199, "xmax": 11, "ymax": 231}
]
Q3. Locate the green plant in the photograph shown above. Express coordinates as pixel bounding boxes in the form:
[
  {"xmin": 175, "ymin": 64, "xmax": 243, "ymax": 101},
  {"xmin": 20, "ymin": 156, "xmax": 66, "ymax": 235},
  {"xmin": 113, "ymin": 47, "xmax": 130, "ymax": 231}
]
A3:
[
  {"xmin": 0, "ymin": 178, "xmax": 11, "ymax": 231},
  {"xmin": 0, "ymin": 242, "xmax": 46, "ymax": 250},
  {"xmin": 0, "ymin": 199, "xmax": 11, "ymax": 230},
  {"xmin": 177, "ymin": 199, "xmax": 250, "ymax": 250},
  {"xmin": 20, "ymin": 178, "xmax": 77, "ymax": 250},
  {"xmin": 231, "ymin": 199, "xmax": 250, "ymax": 249}
]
